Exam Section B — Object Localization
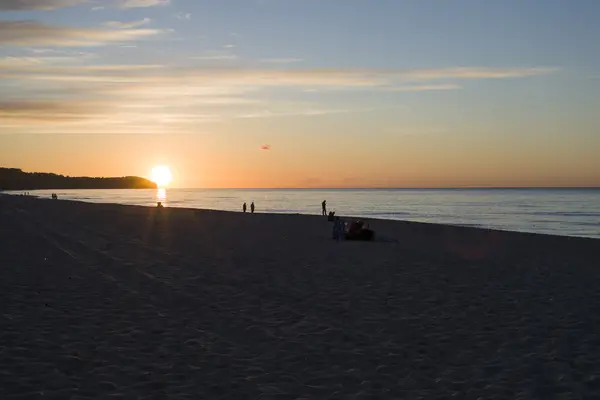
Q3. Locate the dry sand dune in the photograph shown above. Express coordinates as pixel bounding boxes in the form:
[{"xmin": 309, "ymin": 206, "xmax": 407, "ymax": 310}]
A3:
[{"xmin": 2, "ymin": 194, "xmax": 600, "ymax": 399}]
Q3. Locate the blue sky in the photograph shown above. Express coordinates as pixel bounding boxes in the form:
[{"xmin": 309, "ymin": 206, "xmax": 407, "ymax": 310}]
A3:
[
  {"xmin": 0, "ymin": 0, "xmax": 598, "ymax": 187},
  {"xmin": 5, "ymin": 0, "xmax": 598, "ymax": 67}
]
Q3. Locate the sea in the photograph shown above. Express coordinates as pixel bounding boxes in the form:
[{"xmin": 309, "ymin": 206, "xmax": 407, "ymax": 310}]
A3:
[{"xmin": 17, "ymin": 188, "xmax": 600, "ymax": 239}]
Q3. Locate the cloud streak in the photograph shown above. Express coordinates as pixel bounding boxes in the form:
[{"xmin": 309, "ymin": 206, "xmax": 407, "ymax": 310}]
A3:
[
  {"xmin": 0, "ymin": 63, "xmax": 559, "ymax": 132},
  {"xmin": 0, "ymin": 55, "xmax": 96, "ymax": 68},
  {"xmin": 189, "ymin": 53, "xmax": 238, "ymax": 61},
  {"xmin": 261, "ymin": 58, "xmax": 303, "ymax": 64},
  {"xmin": 1, "ymin": 64, "xmax": 558, "ymax": 99},
  {"xmin": 0, "ymin": 99, "xmax": 109, "ymax": 123},
  {"xmin": 0, "ymin": 98, "xmax": 390, "ymax": 130},
  {"xmin": 116, "ymin": 0, "xmax": 169, "ymax": 8},
  {"xmin": 386, "ymin": 83, "xmax": 461, "ymax": 92},
  {"xmin": 104, "ymin": 18, "xmax": 152, "ymax": 29},
  {"xmin": 0, "ymin": 65, "xmax": 558, "ymax": 104},
  {"xmin": 0, "ymin": 20, "xmax": 164, "ymax": 46},
  {"xmin": 0, "ymin": 0, "xmax": 85, "ymax": 10},
  {"xmin": 9, "ymin": 65, "xmax": 554, "ymax": 85},
  {"xmin": 400, "ymin": 67, "xmax": 557, "ymax": 81}
]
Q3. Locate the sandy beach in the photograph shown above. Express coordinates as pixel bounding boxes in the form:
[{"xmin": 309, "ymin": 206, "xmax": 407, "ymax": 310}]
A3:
[{"xmin": 2, "ymin": 194, "xmax": 600, "ymax": 399}]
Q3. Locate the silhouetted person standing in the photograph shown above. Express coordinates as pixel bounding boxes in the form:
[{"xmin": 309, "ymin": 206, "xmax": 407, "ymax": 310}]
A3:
[
  {"xmin": 322, "ymin": 200, "xmax": 327, "ymax": 216},
  {"xmin": 243, "ymin": 202, "xmax": 247, "ymax": 213},
  {"xmin": 250, "ymin": 201, "xmax": 255, "ymax": 213}
]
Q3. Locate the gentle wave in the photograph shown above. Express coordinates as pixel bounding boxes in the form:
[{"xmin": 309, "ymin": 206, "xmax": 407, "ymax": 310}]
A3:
[
  {"xmin": 571, "ymin": 221, "xmax": 600, "ymax": 227},
  {"xmin": 17, "ymin": 188, "xmax": 600, "ymax": 239},
  {"xmin": 529, "ymin": 211, "xmax": 600, "ymax": 217},
  {"xmin": 359, "ymin": 211, "xmax": 412, "ymax": 216}
]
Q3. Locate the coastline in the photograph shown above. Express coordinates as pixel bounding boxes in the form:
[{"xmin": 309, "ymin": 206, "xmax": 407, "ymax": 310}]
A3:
[
  {"xmin": 3, "ymin": 191, "xmax": 600, "ymax": 242},
  {"xmin": 7, "ymin": 187, "xmax": 600, "ymax": 240},
  {"xmin": 2, "ymin": 194, "xmax": 600, "ymax": 397}
]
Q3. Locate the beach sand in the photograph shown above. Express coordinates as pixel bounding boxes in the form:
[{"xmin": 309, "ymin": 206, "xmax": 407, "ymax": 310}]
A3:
[{"xmin": 2, "ymin": 194, "xmax": 600, "ymax": 399}]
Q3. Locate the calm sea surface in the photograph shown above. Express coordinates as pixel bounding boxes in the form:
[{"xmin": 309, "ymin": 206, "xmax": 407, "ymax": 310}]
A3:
[{"xmin": 20, "ymin": 188, "xmax": 600, "ymax": 239}]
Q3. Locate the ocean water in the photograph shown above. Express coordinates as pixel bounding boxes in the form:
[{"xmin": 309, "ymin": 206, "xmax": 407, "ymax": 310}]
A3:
[{"xmin": 20, "ymin": 188, "xmax": 600, "ymax": 239}]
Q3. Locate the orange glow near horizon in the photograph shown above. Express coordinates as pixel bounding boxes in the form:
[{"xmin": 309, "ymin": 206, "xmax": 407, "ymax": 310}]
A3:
[{"xmin": 1, "ymin": 132, "xmax": 599, "ymax": 189}]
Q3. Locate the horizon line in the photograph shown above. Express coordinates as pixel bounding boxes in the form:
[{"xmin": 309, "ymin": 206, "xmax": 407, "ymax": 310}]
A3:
[{"xmin": 165, "ymin": 186, "xmax": 600, "ymax": 190}]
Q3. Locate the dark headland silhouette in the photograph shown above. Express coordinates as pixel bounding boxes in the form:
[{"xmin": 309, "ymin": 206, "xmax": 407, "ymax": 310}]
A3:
[{"xmin": 0, "ymin": 168, "xmax": 157, "ymax": 191}]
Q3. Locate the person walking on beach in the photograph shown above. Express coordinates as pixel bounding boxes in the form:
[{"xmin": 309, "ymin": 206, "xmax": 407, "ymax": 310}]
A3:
[
  {"xmin": 243, "ymin": 202, "xmax": 247, "ymax": 213},
  {"xmin": 322, "ymin": 200, "xmax": 327, "ymax": 216},
  {"xmin": 250, "ymin": 201, "xmax": 255, "ymax": 213}
]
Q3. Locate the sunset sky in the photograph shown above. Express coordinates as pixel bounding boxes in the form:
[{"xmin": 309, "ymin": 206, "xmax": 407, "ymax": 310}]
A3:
[{"xmin": 1, "ymin": 0, "xmax": 599, "ymax": 188}]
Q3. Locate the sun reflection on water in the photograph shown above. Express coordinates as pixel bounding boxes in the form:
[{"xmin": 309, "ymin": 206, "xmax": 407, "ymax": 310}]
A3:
[{"xmin": 156, "ymin": 188, "xmax": 167, "ymax": 206}]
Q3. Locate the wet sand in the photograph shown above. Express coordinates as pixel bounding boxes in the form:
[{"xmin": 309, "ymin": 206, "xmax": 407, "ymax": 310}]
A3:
[{"xmin": 2, "ymin": 194, "xmax": 600, "ymax": 399}]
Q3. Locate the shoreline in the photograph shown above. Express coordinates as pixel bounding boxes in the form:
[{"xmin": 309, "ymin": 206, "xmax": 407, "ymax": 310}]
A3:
[{"xmin": 3, "ymin": 192, "xmax": 599, "ymax": 242}]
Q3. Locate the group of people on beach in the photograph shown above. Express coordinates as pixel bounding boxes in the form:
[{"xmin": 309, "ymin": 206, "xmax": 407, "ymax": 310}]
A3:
[
  {"xmin": 240, "ymin": 200, "xmax": 326, "ymax": 216},
  {"xmin": 51, "ymin": 193, "xmax": 58, "ymax": 200},
  {"xmin": 242, "ymin": 202, "xmax": 255, "ymax": 213},
  {"xmin": 236, "ymin": 198, "xmax": 374, "ymax": 241},
  {"xmin": 322, "ymin": 199, "xmax": 375, "ymax": 241}
]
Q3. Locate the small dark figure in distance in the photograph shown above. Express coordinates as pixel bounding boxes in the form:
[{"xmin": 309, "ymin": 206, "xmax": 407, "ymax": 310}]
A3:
[
  {"xmin": 243, "ymin": 202, "xmax": 247, "ymax": 213},
  {"xmin": 250, "ymin": 201, "xmax": 255, "ymax": 213},
  {"xmin": 322, "ymin": 200, "xmax": 327, "ymax": 216},
  {"xmin": 157, "ymin": 202, "xmax": 164, "ymax": 208},
  {"xmin": 327, "ymin": 211, "xmax": 336, "ymax": 222}
]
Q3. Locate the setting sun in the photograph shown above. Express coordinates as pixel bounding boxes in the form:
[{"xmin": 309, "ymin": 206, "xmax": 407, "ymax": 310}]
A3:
[{"xmin": 150, "ymin": 166, "xmax": 173, "ymax": 187}]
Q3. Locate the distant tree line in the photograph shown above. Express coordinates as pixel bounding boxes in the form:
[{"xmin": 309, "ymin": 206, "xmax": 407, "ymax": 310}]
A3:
[{"xmin": 0, "ymin": 168, "xmax": 157, "ymax": 190}]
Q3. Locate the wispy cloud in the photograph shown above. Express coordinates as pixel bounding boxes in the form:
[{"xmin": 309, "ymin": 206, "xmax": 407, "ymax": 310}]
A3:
[
  {"xmin": 0, "ymin": 0, "xmax": 85, "ymax": 10},
  {"xmin": 85, "ymin": 0, "xmax": 170, "ymax": 11},
  {"xmin": 190, "ymin": 55, "xmax": 238, "ymax": 61},
  {"xmin": 0, "ymin": 99, "xmax": 389, "ymax": 130},
  {"xmin": 0, "ymin": 64, "xmax": 559, "ymax": 133},
  {"xmin": 116, "ymin": 0, "xmax": 169, "ymax": 8},
  {"xmin": 0, "ymin": 20, "xmax": 164, "ymax": 46},
  {"xmin": 1, "ymin": 65, "xmax": 558, "ymax": 88},
  {"xmin": 0, "ymin": 55, "xmax": 94, "ymax": 67},
  {"xmin": 104, "ymin": 18, "xmax": 151, "ymax": 29},
  {"xmin": 0, "ymin": 99, "xmax": 109, "ymax": 123},
  {"xmin": 0, "ymin": 56, "xmax": 52, "ymax": 67},
  {"xmin": 233, "ymin": 105, "xmax": 395, "ymax": 120},
  {"xmin": 189, "ymin": 51, "xmax": 238, "ymax": 61},
  {"xmin": 386, "ymin": 83, "xmax": 461, "ymax": 92},
  {"xmin": 400, "ymin": 67, "xmax": 557, "ymax": 81},
  {"xmin": 27, "ymin": 48, "xmax": 97, "ymax": 59},
  {"xmin": 261, "ymin": 58, "xmax": 303, "ymax": 64},
  {"xmin": 1, "ymin": 62, "xmax": 558, "ymax": 86}
]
